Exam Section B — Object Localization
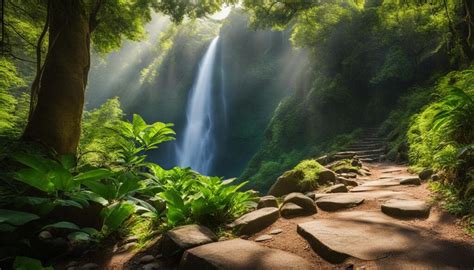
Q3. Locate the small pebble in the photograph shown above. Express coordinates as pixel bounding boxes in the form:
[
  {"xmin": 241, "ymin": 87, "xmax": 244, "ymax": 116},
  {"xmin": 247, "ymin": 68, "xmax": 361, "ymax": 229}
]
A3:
[
  {"xmin": 255, "ymin": 234, "xmax": 273, "ymax": 242},
  {"xmin": 139, "ymin": 255, "xmax": 155, "ymax": 264},
  {"xmin": 269, "ymin": 229, "xmax": 283, "ymax": 235}
]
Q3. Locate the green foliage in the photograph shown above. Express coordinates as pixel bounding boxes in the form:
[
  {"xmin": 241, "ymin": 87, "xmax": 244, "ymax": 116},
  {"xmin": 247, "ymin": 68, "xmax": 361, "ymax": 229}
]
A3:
[
  {"xmin": 0, "ymin": 58, "xmax": 28, "ymax": 136},
  {"xmin": 80, "ymin": 97, "xmax": 124, "ymax": 166},
  {"xmin": 0, "ymin": 209, "xmax": 39, "ymax": 232},
  {"xmin": 13, "ymin": 256, "xmax": 53, "ymax": 270},
  {"xmin": 150, "ymin": 165, "xmax": 255, "ymax": 228},
  {"xmin": 113, "ymin": 114, "xmax": 175, "ymax": 168}
]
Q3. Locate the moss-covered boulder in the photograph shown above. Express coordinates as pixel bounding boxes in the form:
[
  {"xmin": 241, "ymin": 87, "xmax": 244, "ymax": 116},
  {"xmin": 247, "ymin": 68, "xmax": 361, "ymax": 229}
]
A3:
[
  {"xmin": 268, "ymin": 160, "xmax": 336, "ymax": 197},
  {"xmin": 327, "ymin": 159, "xmax": 361, "ymax": 174}
]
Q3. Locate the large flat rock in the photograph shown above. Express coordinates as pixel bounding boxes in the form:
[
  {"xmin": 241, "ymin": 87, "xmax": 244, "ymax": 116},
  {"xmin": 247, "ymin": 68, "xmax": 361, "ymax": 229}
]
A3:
[
  {"xmin": 161, "ymin": 224, "xmax": 217, "ymax": 257},
  {"xmin": 229, "ymin": 207, "xmax": 279, "ymax": 235},
  {"xmin": 315, "ymin": 195, "xmax": 364, "ymax": 211},
  {"xmin": 179, "ymin": 239, "xmax": 313, "ymax": 270},
  {"xmin": 381, "ymin": 199, "xmax": 430, "ymax": 218},
  {"xmin": 297, "ymin": 211, "xmax": 416, "ymax": 262}
]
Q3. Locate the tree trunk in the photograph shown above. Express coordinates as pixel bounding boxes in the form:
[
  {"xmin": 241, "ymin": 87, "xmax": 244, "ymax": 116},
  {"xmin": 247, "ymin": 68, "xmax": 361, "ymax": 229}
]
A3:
[{"xmin": 23, "ymin": 0, "xmax": 90, "ymax": 154}]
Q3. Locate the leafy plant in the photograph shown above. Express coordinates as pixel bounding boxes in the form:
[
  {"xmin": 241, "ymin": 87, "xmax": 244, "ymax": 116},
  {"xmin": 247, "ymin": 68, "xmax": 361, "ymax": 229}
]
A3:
[
  {"xmin": 432, "ymin": 86, "xmax": 474, "ymax": 144},
  {"xmin": 13, "ymin": 256, "xmax": 53, "ymax": 270},
  {"xmin": 112, "ymin": 114, "xmax": 175, "ymax": 168},
  {"xmin": 150, "ymin": 165, "xmax": 255, "ymax": 227}
]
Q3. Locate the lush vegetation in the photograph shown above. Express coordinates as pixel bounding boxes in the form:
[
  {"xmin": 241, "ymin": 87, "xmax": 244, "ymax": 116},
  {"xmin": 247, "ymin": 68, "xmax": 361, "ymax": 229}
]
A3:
[
  {"xmin": 381, "ymin": 67, "xmax": 474, "ymax": 224},
  {"xmin": 0, "ymin": 0, "xmax": 473, "ymax": 267},
  {"xmin": 240, "ymin": 0, "xmax": 473, "ymax": 193}
]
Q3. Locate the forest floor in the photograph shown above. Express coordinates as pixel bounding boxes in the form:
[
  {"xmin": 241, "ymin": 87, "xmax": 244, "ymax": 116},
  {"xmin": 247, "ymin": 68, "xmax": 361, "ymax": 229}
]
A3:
[{"xmin": 249, "ymin": 162, "xmax": 474, "ymax": 269}]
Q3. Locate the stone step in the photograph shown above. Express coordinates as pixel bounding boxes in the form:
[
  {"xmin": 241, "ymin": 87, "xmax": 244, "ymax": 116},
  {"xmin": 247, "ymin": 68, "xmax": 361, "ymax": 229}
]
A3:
[
  {"xmin": 346, "ymin": 145, "xmax": 384, "ymax": 151},
  {"xmin": 359, "ymin": 158, "xmax": 377, "ymax": 163},
  {"xmin": 228, "ymin": 207, "xmax": 279, "ymax": 235},
  {"xmin": 356, "ymin": 154, "xmax": 382, "ymax": 159},
  {"xmin": 353, "ymin": 148, "xmax": 385, "ymax": 155},
  {"xmin": 297, "ymin": 211, "xmax": 423, "ymax": 263},
  {"xmin": 381, "ymin": 199, "xmax": 431, "ymax": 218},
  {"xmin": 179, "ymin": 239, "xmax": 313, "ymax": 269},
  {"xmin": 315, "ymin": 194, "xmax": 364, "ymax": 211}
]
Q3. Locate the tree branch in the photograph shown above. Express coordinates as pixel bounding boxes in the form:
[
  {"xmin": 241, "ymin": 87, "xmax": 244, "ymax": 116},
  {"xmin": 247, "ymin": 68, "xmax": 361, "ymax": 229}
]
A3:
[{"xmin": 89, "ymin": 0, "xmax": 103, "ymax": 32}]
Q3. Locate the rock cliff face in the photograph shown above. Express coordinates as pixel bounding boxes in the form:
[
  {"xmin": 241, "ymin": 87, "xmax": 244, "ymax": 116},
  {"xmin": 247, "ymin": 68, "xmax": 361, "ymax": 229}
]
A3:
[{"xmin": 86, "ymin": 10, "xmax": 308, "ymax": 178}]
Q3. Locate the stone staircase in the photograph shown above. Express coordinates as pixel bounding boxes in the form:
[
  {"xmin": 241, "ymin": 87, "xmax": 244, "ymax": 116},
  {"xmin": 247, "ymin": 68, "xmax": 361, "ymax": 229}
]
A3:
[{"xmin": 343, "ymin": 128, "xmax": 385, "ymax": 163}]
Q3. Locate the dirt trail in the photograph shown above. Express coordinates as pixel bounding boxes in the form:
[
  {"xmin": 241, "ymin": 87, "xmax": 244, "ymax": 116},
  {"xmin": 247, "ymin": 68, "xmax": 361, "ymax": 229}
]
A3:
[{"xmin": 250, "ymin": 162, "xmax": 474, "ymax": 269}]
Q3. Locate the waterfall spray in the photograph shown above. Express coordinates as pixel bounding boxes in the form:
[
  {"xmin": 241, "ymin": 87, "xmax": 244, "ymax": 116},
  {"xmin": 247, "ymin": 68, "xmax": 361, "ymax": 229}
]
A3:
[{"xmin": 176, "ymin": 36, "xmax": 221, "ymax": 174}]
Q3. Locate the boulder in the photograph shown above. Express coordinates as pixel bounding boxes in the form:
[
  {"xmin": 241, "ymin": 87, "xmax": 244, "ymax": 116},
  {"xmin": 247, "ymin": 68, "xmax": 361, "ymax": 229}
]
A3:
[
  {"xmin": 315, "ymin": 195, "xmax": 364, "ymax": 211},
  {"xmin": 280, "ymin": 203, "xmax": 308, "ymax": 218},
  {"xmin": 431, "ymin": 174, "xmax": 440, "ymax": 181},
  {"xmin": 326, "ymin": 184, "xmax": 348, "ymax": 193},
  {"xmin": 418, "ymin": 169, "xmax": 434, "ymax": 180},
  {"xmin": 268, "ymin": 170, "xmax": 304, "ymax": 197},
  {"xmin": 161, "ymin": 224, "xmax": 217, "ymax": 257},
  {"xmin": 283, "ymin": 193, "xmax": 317, "ymax": 213},
  {"xmin": 229, "ymin": 207, "xmax": 279, "ymax": 235},
  {"xmin": 381, "ymin": 199, "xmax": 431, "ymax": 218},
  {"xmin": 257, "ymin": 196, "xmax": 278, "ymax": 209},
  {"xmin": 179, "ymin": 239, "xmax": 313, "ymax": 270},
  {"xmin": 337, "ymin": 177, "xmax": 358, "ymax": 187},
  {"xmin": 399, "ymin": 177, "xmax": 421, "ymax": 185},
  {"xmin": 319, "ymin": 170, "xmax": 336, "ymax": 184}
]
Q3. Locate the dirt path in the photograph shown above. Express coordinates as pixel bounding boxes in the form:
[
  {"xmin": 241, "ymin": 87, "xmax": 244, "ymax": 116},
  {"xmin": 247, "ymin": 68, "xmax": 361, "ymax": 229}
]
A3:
[{"xmin": 249, "ymin": 162, "xmax": 474, "ymax": 269}]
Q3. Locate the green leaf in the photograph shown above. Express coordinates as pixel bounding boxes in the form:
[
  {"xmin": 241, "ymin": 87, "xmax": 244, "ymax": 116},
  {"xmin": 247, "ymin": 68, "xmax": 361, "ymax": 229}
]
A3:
[
  {"xmin": 12, "ymin": 153, "xmax": 51, "ymax": 173},
  {"xmin": 102, "ymin": 202, "xmax": 135, "ymax": 232},
  {"xmin": 82, "ymin": 180, "xmax": 116, "ymax": 201},
  {"xmin": 15, "ymin": 168, "xmax": 54, "ymax": 193},
  {"xmin": 0, "ymin": 223, "xmax": 17, "ymax": 232},
  {"xmin": 48, "ymin": 165, "xmax": 74, "ymax": 191},
  {"xmin": 74, "ymin": 168, "xmax": 114, "ymax": 182},
  {"xmin": 58, "ymin": 155, "xmax": 76, "ymax": 170},
  {"xmin": 54, "ymin": 199, "xmax": 84, "ymax": 209},
  {"xmin": 67, "ymin": 231, "xmax": 91, "ymax": 242},
  {"xmin": 42, "ymin": 221, "xmax": 80, "ymax": 231},
  {"xmin": 132, "ymin": 114, "xmax": 148, "ymax": 136},
  {"xmin": 81, "ymin": 227, "xmax": 100, "ymax": 236},
  {"xmin": 13, "ymin": 256, "xmax": 53, "ymax": 270},
  {"xmin": 116, "ymin": 172, "xmax": 140, "ymax": 199},
  {"xmin": 0, "ymin": 209, "xmax": 40, "ymax": 226}
]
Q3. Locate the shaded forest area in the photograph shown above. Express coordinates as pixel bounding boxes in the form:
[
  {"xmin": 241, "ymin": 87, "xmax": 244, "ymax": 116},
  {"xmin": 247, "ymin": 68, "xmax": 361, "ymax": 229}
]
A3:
[{"xmin": 0, "ymin": 0, "xmax": 473, "ymax": 269}]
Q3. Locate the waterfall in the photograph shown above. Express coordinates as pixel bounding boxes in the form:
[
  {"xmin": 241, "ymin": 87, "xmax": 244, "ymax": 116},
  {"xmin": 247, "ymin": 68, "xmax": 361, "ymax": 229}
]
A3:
[{"xmin": 176, "ymin": 36, "xmax": 221, "ymax": 174}]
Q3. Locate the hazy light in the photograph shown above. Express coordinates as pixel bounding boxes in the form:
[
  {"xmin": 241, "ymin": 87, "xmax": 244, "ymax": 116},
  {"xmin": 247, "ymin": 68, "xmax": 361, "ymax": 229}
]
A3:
[{"xmin": 209, "ymin": 6, "xmax": 231, "ymax": 20}]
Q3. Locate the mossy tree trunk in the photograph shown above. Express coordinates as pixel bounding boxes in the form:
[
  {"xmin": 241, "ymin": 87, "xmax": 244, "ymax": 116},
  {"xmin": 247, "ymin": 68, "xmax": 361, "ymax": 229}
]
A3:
[{"xmin": 23, "ymin": 0, "xmax": 91, "ymax": 154}]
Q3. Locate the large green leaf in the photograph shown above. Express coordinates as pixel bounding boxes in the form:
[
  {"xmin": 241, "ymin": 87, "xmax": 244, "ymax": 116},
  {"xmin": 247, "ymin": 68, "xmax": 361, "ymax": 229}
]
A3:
[
  {"xmin": 0, "ymin": 209, "xmax": 40, "ymax": 226},
  {"xmin": 116, "ymin": 172, "xmax": 141, "ymax": 199},
  {"xmin": 74, "ymin": 168, "xmax": 114, "ymax": 182},
  {"xmin": 15, "ymin": 168, "xmax": 54, "ymax": 193},
  {"xmin": 132, "ymin": 114, "xmax": 148, "ymax": 137},
  {"xmin": 102, "ymin": 202, "xmax": 135, "ymax": 232},
  {"xmin": 82, "ymin": 179, "xmax": 116, "ymax": 201},
  {"xmin": 12, "ymin": 153, "xmax": 51, "ymax": 173},
  {"xmin": 42, "ymin": 221, "xmax": 80, "ymax": 231},
  {"xmin": 13, "ymin": 256, "xmax": 53, "ymax": 270}
]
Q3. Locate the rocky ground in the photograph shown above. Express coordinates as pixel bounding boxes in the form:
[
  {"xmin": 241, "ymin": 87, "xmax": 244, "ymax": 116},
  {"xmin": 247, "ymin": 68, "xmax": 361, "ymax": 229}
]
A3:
[{"xmin": 62, "ymin": 130, "xmax": 474, "ymax": 269}]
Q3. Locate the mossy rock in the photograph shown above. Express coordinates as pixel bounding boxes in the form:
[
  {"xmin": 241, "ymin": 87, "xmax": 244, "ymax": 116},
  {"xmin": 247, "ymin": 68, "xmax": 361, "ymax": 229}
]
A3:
[
  {"xmin": 268, "ymin": 160, "xmax": 335, "ymax": 197},
  {"xmin": 327, "ymin": 159, "xmax": 361, "ymax": 174}
]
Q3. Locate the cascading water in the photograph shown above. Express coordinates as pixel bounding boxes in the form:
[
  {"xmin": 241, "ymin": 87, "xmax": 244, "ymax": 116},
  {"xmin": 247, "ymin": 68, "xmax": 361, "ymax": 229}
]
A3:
[{"xmin": 176, "ymin": 36, "xmax": 221, "ymax": 174}]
